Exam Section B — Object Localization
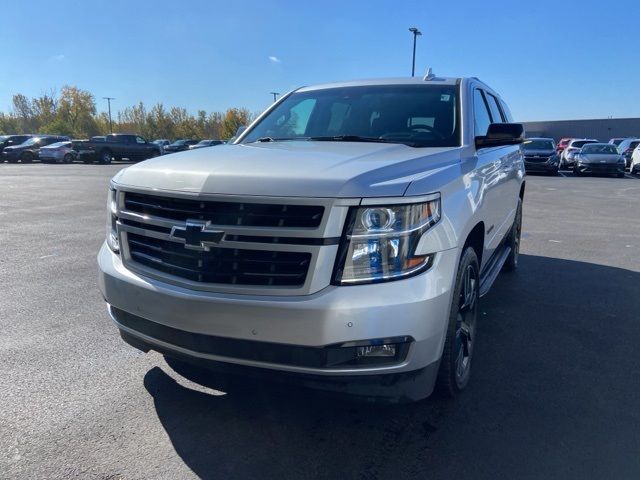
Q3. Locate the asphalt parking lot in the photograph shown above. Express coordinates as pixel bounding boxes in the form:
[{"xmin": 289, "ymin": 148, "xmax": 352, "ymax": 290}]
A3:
[{"xmin": 1, "ymin": 163, "xmax": 639, "ymax": 480}]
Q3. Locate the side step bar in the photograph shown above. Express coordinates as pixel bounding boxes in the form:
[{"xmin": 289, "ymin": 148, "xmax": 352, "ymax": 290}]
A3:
[{"xmin": 479, "ymin": 245, "xmax": 511, "ymax": 297}]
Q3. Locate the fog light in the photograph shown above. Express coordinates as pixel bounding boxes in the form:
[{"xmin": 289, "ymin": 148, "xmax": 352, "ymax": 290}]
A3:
[{"xmin": 356, "ymin": 344, "xmax": 396, "ymax": 358}]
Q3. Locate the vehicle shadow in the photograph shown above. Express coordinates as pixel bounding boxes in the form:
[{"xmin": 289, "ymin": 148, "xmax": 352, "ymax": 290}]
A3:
[{"xmin": 143, "ymin": 254, "xmax": 640, "ymax": 480}]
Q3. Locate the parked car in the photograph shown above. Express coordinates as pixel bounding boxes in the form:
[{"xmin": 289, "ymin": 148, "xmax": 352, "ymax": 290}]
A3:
[
  {"xmin": 630, "ymin": 144, "xmax": 640, "ymax": 175},
  {"xmin": 99, "ymin": 75, "xmax": 526, "ymax": 402},
  {"xmin": 0, "ymin": 134, "xmax": 33, "ymax": 159},
  {"xmin": 39, "ymin": 141, "xmax": 78, "ymax": 164},
  {"xmin": 163, "ymin": 139, "xmax": 200, "ymax": 153},
  {"xmin": 560, "ymin": 138, "xmax": 598, "ymax": 168},
  {"xmin": 522, "ymin": 137, "xmax": 559, "ymax": 175},
  {"xmin": 556, "ymin": 137, "xmax": 573, "ymax": 157},
  {"xmin": 2, "ymin": 135, "xmax": 69, "ymax": 163},
  {"xmin": 608, "ymin": 138, "xmax": 628, "ymax": 147},
  {"xmin": 152, "ymin": 139, "xmax": 171, "ymax": 154},
  {"xmin": 188, "ymin": 139, "xmax": 224, "ymax": 150},
  {"xmin": 617, "ymin": 138, "xmax": 640, "ymax": 168},
  {"xmin": 574, "ymin": 143, "xmax": 625, "ymax": 177},
  {"xmin": 75, "ymin": 133, "xmax": 161, "ymax": 164}
]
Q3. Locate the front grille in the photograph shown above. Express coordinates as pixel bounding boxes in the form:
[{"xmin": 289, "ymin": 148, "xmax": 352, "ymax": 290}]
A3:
[
  {"xmin": 127, "ymin": 232, "xmax": 311, "ymax": 286},
  {"xmin": 524, "ymin": 155, "xmax": 549, "ymax": 163},
  {"xmin": 124, "ymin": 192, "xmax": 324, "ymax": 228}
]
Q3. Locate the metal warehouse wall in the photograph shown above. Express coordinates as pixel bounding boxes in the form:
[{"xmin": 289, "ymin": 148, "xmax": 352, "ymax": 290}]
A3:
[{"xmin": 521, "ymin": 118, "xmax": 640, "ymax": 142}]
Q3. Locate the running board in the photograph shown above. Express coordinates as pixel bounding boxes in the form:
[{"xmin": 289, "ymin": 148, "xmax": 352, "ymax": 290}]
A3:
[{"xmin": 479, "ymin": 245, "xmax": 511, "ymax": 297}]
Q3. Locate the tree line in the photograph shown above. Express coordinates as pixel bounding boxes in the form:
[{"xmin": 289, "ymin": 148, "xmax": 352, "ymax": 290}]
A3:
[{"xmin": 0, "ymin": 85, "xmax": 255, "ymax": 140}]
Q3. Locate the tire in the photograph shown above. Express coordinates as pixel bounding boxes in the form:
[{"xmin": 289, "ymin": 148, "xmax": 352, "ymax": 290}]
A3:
[
  {"xmin": 99, "ymin": 150, "xmax": 113, "ymax": 164},
  {"xmin": 617, "ymin": 172, "xmax": 625, "ymax": 178},
  {"xmin": 503, "ymin": 197, "xmax": 522, "ymax": 272},
  {"xmin": 21, "ymin": 151, "xmax": 34, "ymax": 163},
  {"xmin": 435, "ymin": 247, "xmax": 480, "ymax": 397},
  {"xmin": 63, "ymin": 153, "xmax": 74, "ymax": 164}
]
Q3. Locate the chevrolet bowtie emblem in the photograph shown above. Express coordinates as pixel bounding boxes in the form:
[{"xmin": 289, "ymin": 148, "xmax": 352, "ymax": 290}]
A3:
[{"xmin": 170, "ymin": 220, "xmax": 224, "ymax": 251}]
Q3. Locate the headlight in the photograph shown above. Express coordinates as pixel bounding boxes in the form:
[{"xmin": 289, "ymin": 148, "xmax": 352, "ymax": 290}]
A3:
[
  {"xmin": 333, "ymin": 197, "xmax": 440, "ymax": 285},
  {"xmin": 106, "ymin": 187, "xmax": 119, "ymax": 253}
]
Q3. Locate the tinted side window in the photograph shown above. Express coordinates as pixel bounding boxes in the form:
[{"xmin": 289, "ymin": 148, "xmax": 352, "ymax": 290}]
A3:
[
  {"xmin": 136, "ymin": 136, "xmax": 145, "ymax": 144},
  {"xmin": 499, "ymin": 99, "xmax": 514, "ymax": 122},
  {"xmin": 473, "ymin": 89, "xmax": 492, "ymax": 137},
  {"xmin": 486, "ymin": 94, "xmax": 505, "ymax": 123}
]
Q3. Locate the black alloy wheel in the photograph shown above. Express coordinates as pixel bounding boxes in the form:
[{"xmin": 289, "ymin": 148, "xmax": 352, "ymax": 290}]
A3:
[{"xmin": 436, "ymin": 247, "xmax": 480, "ymax": 397}]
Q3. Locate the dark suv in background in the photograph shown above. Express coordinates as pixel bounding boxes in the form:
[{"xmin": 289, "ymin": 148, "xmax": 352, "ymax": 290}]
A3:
[
  {"xmin": 0, "ymin": 135, "xmax": 33, "ymax": 158},
  {"xmin": 522, "ymin": 138, "xmax": 559, "ymax": 175},
  {"xmin": 2, "ymin": 135, "xmax": 69, "ymax": 163}
]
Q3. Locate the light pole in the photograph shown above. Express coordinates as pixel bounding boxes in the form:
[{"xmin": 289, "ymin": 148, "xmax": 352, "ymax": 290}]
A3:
[
  {"xmin": 270, "ymin": 92, "xmax": 280, "ymax": 103},
  {"xmin": 103, "ymin": 97, "xmax": 115, "ymax": 133},
  {"xmin": 409, "ymin": 27, "xmax": 422, "ymax": 77}
]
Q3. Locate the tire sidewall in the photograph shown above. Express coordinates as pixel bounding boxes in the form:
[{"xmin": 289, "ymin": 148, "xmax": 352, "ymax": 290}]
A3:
[{"xmin": 436, "ymin": 247, "xmax": 480, "ymax": 397}]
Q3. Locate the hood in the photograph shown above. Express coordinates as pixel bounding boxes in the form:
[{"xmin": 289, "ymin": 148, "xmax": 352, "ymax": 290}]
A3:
[
  {"xmin": 113, "ymin": 141, "xmax": 461, "ymax": 198},
  {"xmin": 580, "ymin": 153, "xmax": 621, "ymax": 163}
]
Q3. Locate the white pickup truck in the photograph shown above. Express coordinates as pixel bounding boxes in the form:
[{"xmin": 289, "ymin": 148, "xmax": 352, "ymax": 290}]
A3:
[{"xmin": 98, "ymin": 75, "xmax": 525, "ymax": 402}]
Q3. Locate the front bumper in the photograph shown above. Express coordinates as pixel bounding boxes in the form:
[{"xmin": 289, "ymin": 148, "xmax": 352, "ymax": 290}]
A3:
[
  {"xmin": 575, "ymin": 162, "xmax": 625, "ymax": 175},
  {"xmin": 98, "ymin": 243, "xmax": 458, "ymax": 400}
]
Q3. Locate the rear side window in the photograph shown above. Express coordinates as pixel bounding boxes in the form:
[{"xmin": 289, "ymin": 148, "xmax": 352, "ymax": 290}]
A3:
[
  {"xmin": 473, "ymin": 89, "xmax": 492, "ymax": 136},
  {"xmin": 485, "ymin": 94, "xmax": 505, "ymax": 123},
  {"xmin": 499, "ymin": 99, "xmax": 514, "ymax": 122}
]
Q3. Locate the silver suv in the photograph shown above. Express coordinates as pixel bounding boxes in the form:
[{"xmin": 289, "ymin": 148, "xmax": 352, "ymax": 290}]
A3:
[{"xmin": 98, "ymin": 76, "xmax": 526, "ymax": 402}]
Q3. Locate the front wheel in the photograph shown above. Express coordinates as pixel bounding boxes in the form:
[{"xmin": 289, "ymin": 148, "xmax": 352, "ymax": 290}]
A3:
[
  {"xmin": 435, "ymin": 247, "xmax": 479, "ymax": 397},
  {"xmin": 21, "ymin": 151, "xmax": 34, "ymax": 163},
  {"xmin": 63, "ymin": 153, "xmax": 74, "ymax": 164}
]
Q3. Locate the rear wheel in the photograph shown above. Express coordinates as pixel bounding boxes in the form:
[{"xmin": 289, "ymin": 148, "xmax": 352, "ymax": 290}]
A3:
[
  {"xmin": 100, "ymin": 150, "xmax": 113, "ymax": 164},
  {"xmin": 617, "ymin": 172, "xmax": 625, "ymax": 178},
  {"xmin": 63, "ymin": 153, "xmax": 74, "ymax": 164},
  {"xmin": 435, "ymin": 247, "xmax": 479, "ymax": 397}
]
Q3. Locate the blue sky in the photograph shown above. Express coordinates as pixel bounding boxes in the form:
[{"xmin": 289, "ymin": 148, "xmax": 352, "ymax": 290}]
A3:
[{"xmin": 1, "ymin": 0, "xmax": 638, "ymax": 121}]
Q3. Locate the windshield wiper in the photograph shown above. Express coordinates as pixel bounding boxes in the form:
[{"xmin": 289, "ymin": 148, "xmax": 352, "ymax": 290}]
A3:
[
  {"xmin": 252, "ymin": 137, "xmax": 301, "ymax": 143},
  {"xmin": 308, "ymin": 135, "xmax": 394, "ymax": 144}
]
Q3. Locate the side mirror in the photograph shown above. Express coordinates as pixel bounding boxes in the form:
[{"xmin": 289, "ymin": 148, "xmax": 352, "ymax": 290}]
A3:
[{"xmin": 475, "ymin": 123, "xmax": 525, "ymax": 149}]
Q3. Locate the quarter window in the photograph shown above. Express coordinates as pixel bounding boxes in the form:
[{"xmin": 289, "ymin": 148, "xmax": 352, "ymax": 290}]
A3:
[{"xmin": 473, "ymin": 90, "xmax": 492, "ymax": 137}]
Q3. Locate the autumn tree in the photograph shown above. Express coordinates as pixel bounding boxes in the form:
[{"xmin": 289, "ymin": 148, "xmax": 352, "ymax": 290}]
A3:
[
  {"xmin": 220, "ymin": 108, "xmax": 252, "ymax": 139},
  {"xmin": 56, "ymin": 86, "xmax": 98, "ymax": 137}
]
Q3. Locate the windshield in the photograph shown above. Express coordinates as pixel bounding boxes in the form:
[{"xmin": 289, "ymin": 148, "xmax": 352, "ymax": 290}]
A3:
[
  {"xmin": 171, "ymin": 140, "xmax": 187, "ymax": 145},
  {"xmin": 0, "ymin": 135, "xmax": 8, "ymax": 142},
  {"xmin": 581, "ymin": 144, "xmax": 618, "ymax": 154},
  {"xmin": 242, "ymin": 84, "xmax": 460, "ymax": 148},
  {"xmin": 571, "ymin": 140, "xmax": 596, "ymax": 148},
  {"xmin": 610, "ymin": 139, "xmax": 624, "ymax": 146},
  {"xmin": 523, "ymin": 139, "xmax": 555, "ymax": 150},
  {"xmin": 21, "ymin": 137, "xmax": 43, "ymax": 146},
  {"xmin": 47, "ymin": 141, "xmax": 70, "ymax": 148}
]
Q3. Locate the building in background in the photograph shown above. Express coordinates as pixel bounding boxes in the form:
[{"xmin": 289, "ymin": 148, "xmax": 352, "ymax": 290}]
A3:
[{"xmin": 522, "ymin": 118, "xmax": 640, "ymax": 142}]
